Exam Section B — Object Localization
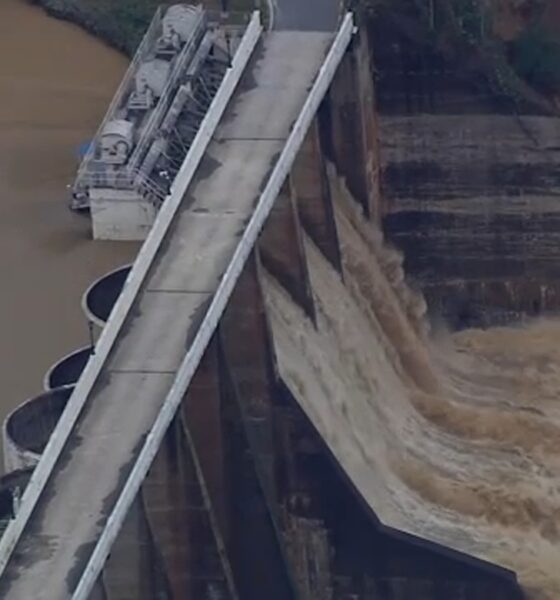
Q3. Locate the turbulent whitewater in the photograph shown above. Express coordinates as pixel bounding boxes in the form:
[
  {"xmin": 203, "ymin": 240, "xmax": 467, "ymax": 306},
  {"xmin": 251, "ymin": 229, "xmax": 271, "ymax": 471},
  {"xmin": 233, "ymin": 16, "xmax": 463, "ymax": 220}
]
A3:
[{"xmin": 262, "ymin": 172, "xmax": 560, "ymax": 600}]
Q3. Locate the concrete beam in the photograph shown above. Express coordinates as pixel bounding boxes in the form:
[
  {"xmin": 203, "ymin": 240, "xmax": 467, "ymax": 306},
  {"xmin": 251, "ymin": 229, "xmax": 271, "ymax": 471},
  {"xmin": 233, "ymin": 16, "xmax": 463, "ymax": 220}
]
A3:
[
  {"xmin": 322, "ymin": 33, "xmax": 382, "ymax": 222},
  {"xmin": 291, "ymin": 119, "xmax": 343, "ymax": 274},
  {"xmin": 218, "ymin": 254, "xmax": 297, "ymax": 600},
  {"xmin": 102, "ymin": 497, "xmax": 170, "ymax": 599},
  {"xmin": 141, "ymin": 418, "xmax": 234, "ymax": 599},
  {"xmin": 181, "ymin": 339, "xmax": 229, "ymax": 540},
  {"xmin": 259, "ymin": 178, "xmax": 316, "ymax": 322}
]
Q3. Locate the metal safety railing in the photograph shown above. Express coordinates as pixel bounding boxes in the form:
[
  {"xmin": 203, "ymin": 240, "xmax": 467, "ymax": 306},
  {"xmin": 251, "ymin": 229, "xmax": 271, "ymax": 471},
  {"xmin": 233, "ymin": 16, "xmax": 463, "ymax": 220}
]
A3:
[
  {"xmin": 74, "ymin": 8, "xmax": 252, "ymax": 196},
  {"xmin": 74, "ymin": 7, "xmax": 207, "ymax": 197},
  {"xmin": 74, "ymin": 6, "xmax": 164, "ymax": 185},
  {"xmin": 125, "ymin": 8, "xmax": 208, "ymax": 175},
  {"xmin": 0, "ymin": 10, "xmax": 264, "ymax": 582}
]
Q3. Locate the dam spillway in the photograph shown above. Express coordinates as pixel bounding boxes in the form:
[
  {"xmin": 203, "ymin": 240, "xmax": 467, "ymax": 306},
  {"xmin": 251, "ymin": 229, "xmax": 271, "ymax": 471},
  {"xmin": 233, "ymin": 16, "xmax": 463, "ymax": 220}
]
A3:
[{"xmin": 1, "ymin": 1, "xmax": 559, "ymax": 598}]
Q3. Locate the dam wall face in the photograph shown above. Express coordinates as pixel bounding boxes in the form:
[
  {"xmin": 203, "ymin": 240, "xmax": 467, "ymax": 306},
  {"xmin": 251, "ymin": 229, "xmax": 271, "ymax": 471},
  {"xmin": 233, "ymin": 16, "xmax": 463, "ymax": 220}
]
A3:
[
  {"xmin": 72, "ymin": 49, "xmax": 526, "ymax": 597},
  {"xmin": 367, "ymin": 4, "xmax": 560, "ymax": 329}
]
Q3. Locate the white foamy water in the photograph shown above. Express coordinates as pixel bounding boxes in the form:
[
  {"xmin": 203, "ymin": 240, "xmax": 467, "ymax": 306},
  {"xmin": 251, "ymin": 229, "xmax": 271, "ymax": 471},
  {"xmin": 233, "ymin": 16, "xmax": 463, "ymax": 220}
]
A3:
[{"xmin": 262, "ymin": 172, "xmax": 560, "ymax": 599}]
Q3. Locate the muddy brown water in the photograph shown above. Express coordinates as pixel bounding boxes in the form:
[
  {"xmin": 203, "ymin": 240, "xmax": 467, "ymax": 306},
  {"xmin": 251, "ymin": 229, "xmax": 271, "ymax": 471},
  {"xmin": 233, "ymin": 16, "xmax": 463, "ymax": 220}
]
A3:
[
  {"xmin": 265, "ymin": 176, "xmax": 560, "ymax": 599},
  {"xmin": 0, "ymin": 0, "xmax": 138, "ymax": 470}
]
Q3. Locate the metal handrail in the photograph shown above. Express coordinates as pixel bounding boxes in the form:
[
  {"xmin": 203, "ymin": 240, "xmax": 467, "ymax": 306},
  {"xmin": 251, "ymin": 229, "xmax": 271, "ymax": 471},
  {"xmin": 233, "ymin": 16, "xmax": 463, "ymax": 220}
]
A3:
[
  {"xmin": 74, "ymin": 8, "xmax": 252, "ymax": 190},
  {"xmin": 75, "ymin": 6, "xmax": 164, "ymax": 184},
  {"xmin": 132, "ymin": 170, "xmax": 169, "ymax": 201},
  {"xmin": 126, "ymin": 9, "xmax": 208, "ymax": 174}
]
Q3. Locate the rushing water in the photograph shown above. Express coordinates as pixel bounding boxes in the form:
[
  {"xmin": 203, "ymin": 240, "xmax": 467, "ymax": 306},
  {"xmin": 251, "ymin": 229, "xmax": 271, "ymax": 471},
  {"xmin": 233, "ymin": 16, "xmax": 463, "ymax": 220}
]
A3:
[
  {"xmin": 0, "ymin": 0, "xmax": 138, "ymax": 467},
  {"xmin": 263, "ymin": 172, "xmax": 560, "ymax": 599}
]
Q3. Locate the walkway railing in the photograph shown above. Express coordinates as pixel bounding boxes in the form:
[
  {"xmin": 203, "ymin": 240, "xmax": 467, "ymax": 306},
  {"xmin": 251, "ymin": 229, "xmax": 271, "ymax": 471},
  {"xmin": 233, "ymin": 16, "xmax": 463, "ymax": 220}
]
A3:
[{"xmin": 74, "ymin": 6, "xmax": 165, "ymax": 184}]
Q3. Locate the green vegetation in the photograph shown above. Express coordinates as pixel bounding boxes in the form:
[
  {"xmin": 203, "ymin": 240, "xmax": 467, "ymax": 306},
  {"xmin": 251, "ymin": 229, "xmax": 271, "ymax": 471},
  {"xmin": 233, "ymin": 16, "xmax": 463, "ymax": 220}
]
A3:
[
  {"xmin": 509, "ymin": 23, "xmax": 560, "ymax": 93},
  {"xmin": 31, "ymin": 0, "xmax": 258, "ymax": 56},
  {"xmin": 84, "ymin": 0, "xmax": 163, "ymax": 53},
  {"xmin": 30, "ymin": 0, "xmax": 159, "ymax": 54},
  {"xmin": 355, "ymin": 0, "xmax": 559, "ymax": 111},
  {"xmin": 34, "ymin": 0, "xmax": 560, "ymax": 99}
]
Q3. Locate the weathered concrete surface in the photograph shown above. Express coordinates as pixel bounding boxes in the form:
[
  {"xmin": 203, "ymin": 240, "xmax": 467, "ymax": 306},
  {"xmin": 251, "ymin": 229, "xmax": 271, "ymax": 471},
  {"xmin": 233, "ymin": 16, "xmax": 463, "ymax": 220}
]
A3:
[
  {"xmin": 273, "ymin": 0, "xmax": 340, "ymax": 31},
  {"xmin": 259, "ymin": 184, "xmax": 315, "ymax": 319},
  {"xmin": 322, "ymin": 26, "xmax": 382, "ymax": 223},
  {"xmin": 291, "ymin": 122, "xmax": 342, "ymax": 272},
  {"xmin": 382, "ymin": 112, "xmax": 560, "ymax": 328},
  {"xmin": 370, "ymin": 10, "xmax": 560, "ymax": 328},
  {"xmin": 261, "ymin": 194, "xmax": 526, "ymax": 597},
  {"xmin": 0, "ymin": 30, "xmax": 333, "ymax": 599}
]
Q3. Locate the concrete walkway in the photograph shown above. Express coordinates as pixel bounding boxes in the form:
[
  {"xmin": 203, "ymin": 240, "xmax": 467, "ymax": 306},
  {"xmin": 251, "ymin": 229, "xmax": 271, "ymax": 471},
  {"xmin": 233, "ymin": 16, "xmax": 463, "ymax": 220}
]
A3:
[{"xmin": 273, "ymin": 0, "xmax": 340, "ymax": 31}]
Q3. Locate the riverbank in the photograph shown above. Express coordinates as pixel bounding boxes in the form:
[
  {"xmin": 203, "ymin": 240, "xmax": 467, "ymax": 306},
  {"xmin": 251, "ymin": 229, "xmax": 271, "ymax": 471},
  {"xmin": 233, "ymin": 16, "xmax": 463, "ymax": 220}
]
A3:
[
  {"xmin": 29, "ymin": 0, "xmax": 161, "ymax": 55},
  {"xmin": 30, "ymin": 0, "xmax": 258, "ymax": 56}
]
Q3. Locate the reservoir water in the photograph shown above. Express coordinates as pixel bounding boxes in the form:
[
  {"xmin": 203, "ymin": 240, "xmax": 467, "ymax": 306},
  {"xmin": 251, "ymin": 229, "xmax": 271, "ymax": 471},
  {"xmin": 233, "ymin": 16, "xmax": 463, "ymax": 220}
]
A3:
[{"xmin": 0, "ymin": 0, "xmax": 138, "ymax": 466}]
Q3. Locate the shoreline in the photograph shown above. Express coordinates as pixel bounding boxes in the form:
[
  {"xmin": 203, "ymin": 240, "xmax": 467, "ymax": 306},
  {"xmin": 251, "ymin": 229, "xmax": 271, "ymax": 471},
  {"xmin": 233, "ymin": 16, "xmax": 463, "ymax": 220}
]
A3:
[
  {"xmin": 28, "ymin": 0, "xmax": 158, "ymax": 56},
  {"xmin": 28, "ymin": 0, "xmax": 262, "ymax": 56},
  {"xmin": 0, "ymin": 0, "xmax": 138, "ymax": 469}
]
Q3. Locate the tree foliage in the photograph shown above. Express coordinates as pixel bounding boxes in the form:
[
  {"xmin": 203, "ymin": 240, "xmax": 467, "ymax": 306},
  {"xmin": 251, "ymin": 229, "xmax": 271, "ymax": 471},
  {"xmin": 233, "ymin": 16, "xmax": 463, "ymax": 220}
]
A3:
[{"xmin": 509, "ymin": 23, "xmax": 560, "ymax": 92}]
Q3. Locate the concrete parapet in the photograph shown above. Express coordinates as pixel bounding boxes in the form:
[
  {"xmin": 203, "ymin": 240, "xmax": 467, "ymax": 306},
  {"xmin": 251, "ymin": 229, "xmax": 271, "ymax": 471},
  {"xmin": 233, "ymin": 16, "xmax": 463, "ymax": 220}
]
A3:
[
  {"xmin": 43, "ymin": 346, "xmax": 94, "ymax": 391},
  {"xmin": 82, "ymin": 264, "xmax": 131, "ymax": 330},
  {"xmin": 3, "ymin": 387, "xmax": 73, "ymax": 473}
]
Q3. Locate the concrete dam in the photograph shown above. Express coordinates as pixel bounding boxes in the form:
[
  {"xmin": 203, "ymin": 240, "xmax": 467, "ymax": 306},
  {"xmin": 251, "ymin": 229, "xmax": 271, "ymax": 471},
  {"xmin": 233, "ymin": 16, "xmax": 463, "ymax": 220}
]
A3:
[{"xmin": 0, "ymin": 1, "xmax": 557, "ymax": 598}]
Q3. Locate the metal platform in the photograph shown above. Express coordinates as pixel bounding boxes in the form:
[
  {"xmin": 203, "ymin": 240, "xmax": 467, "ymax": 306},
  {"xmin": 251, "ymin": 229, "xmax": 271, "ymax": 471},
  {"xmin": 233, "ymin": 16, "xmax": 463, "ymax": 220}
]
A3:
[{"xmin": 71, "ymin": 5, "xmax": 252, "ymax": 241}]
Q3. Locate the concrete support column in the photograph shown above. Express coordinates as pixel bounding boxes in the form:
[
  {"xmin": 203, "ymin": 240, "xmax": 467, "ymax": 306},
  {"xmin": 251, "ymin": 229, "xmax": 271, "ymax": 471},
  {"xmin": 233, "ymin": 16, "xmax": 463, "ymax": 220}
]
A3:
[
  {"xmin": 102, "ymin": 497, "xmax": 169, "ymax": 599},
  {"xmin": 273, "ymin": 384, "xmax": 335, "ymax": 600},
  {"xmin": 354, "ymin": 28, "xmax": 383, "ymax": 224},
  {"xmin": 291, "ymin": 119, "xmax": 342, "ymax": 274},
  {"xmin": 259, "ymin": 178, "xmax": 316, "ymax": 322},
  {"xmin": 140, "ymin": 418, "xmax": 234, "ymax": 599},
  {"xmin": 182, "ymin": 339, "xmax": 229, "ymax": 541},
  {"xmin": 323, "ymin": 34, "xmax": 382, "ymax": 223},
  {"xmin": 89, "ymin": 579, "xmax": 108, "ymax": 600},
  {"xmin": 219, "ymin": 253, "xmax": 297, "ymax": 600}
]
